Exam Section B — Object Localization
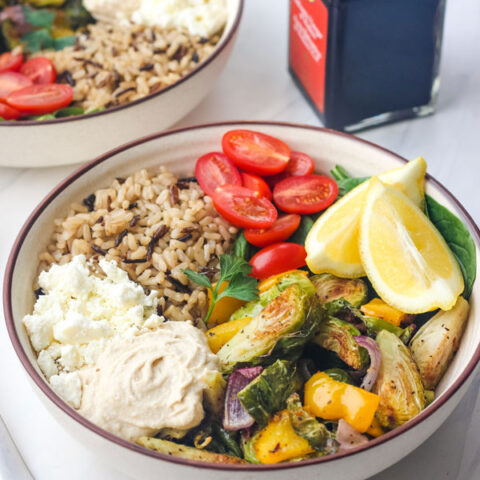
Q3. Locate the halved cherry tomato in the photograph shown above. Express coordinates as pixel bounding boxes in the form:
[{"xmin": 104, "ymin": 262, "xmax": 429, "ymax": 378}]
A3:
[
  {"xmin": 241, "ymin": 172, "xmax": 272, "ymax": 200},
  {"xmin": 244, "ymin": 214, "xmax": 301, "ymax": 248},
  {"xmin": 0, "ymin": 52, "xmax": 23, "ymax": 73},
  {"xmin": 266, "ymin": 151, "xmax": 315, "ymax": 187},
  {"xmin": 0, "ymin": 101, "xmax": 21, "ymax": 120},
  {"xmin": 211, "ymin": 185, "xmax": 278, "ymax": 229},
  {"xmin": 0, "ymin": 72, "xmax": 32, "ymax": 101},
  {"xmin": 249, "ymin": 243, "xmax": 307, "ymax": 279},
  {"xmin": 273, "ymin": 175, "xmax": 338, "ymax": 214},
  {"xmin": 6, "ymin": 83, "xmax": 73, "ymax": 114},
  {"xmin": 195, "ymin": 151, "xmax": 242, "ymax": 197},
  {"xmin": 20, "ymin": 57, "xmax": 56, "ymax": 85},
  {"xmin": 222, "ymin": 129, "xmax": 291, "ymax": 176}
]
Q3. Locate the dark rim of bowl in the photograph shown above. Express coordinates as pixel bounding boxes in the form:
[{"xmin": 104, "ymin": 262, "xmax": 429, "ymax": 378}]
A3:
[
  {"xmin": 0, "ymin": 2, "xmax": 244, "ymax": 127},
  {"xmin": 4, "ymin": 121, "xmax": 480, "ymax": 471}
]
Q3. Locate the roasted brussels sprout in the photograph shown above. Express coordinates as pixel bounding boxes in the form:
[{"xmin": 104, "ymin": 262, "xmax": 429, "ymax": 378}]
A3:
[
  {"xmin": 230, "ymin": 271, "xmax": 315, "ymax": 322},
  {"xmin": 311, "ymin": 274, "xmax": 368, "ymax": 307},
  {"xmin": 326, "ymin": 299, "xmax": 415, "ymax": 344},
  {"xmin": 373, "ymin": 330, "xmax": 425, "ymax": 429},
  {"xmin": 410, "ymin": 297, "xmax": 469, "ymax": 390},
  {"xmin": 218, "ymin": 283, "xmax": 323, "ymax": 373},
  {"xmin": 137, "ymin": 437, "xmax": 246, "ymax": 464},
  {"xmin": 313, "ymin": 317, "xmax": 368, "ymax": 370},
  {"xmin": 238, "ymin": 360, "xmax": 297, "ymax": 426},
  {"xmin": 286, "ymin": 393, "xmax": 331, "ymax": 451}
]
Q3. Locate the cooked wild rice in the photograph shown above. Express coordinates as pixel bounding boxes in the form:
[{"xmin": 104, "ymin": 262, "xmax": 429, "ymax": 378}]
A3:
[
  {"xmin": 37, "ymin": 167, "xmax": 238, "ymax": 326},
  {"xmin": 35, "ymin": 22, "xmax": 221, "ymax": 111}
]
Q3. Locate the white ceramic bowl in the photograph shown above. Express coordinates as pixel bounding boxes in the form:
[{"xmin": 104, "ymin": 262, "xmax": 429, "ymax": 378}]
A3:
[
  {"xmin": 0, "ymin": 1, "xmax": 243, "ymax": 168},
  {"xmin": 4, "ymin": 122, "xmax": 480, "ymax": 480}
]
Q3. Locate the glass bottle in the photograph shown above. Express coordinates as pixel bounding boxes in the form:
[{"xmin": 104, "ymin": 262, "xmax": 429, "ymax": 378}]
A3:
[{"xmin": 289, "ymin": 0, "xmax": 447, "ymax": 132}]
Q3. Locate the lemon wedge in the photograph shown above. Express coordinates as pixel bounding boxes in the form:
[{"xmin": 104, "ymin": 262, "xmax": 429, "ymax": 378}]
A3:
[
  {"xmin": 305, "ymin": 157, "xmax": 427, "ymax": 277},
  {"xmin": 359, "ymin": 178, "xmax": 464, "ymax": 313}
]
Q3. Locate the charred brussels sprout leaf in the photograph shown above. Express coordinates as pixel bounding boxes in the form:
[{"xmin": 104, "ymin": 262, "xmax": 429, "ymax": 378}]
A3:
[
  {"xmin": 410, "ymin": 297, "xmax": 469, "ymax": 390},
  {"xmin": 324, "ymin": 368, "xmax": 355, "ymax": 385},
  {"xmin": 312, "ymin": 274, "xmax": 368, "ymax": 307},
  {"xmin": 313, "ymin": 317, "xmax": 367, "ymax": 370},
  {"xmin": 218, "ymin": 284, "xmax": 323, "ymax": 373},
  {"xmin": 287, "ymin": 393, "xmax": 331, "ymax": 451},
  {"xmin": 373, "ymin": 330, "xmax": 425, "ymax": 429},
  {"xmin": 326, "ymin": 299, "xmax": 415, "ymax": 344},
  {"xmin": 237, "ymin": 360, "xmax": 297, "ymax": 427},
  {"xmin": 230, "ymin": 271, "xmax": 315, "ymax": 322},
  {"xmin": 190, "ymin": 421, "xmax": 243, "ymax": 458},
  {"xmin": 240, "ymin": 431, "xmax": 262, "ymax": 464}
]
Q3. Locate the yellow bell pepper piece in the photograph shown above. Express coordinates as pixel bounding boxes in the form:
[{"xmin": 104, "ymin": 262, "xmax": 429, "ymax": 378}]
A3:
[
  {"xmin": 207, "ymin": 281, "xmax": 247, "ymax": 324},
  {"xmin": 258, "ymin": 269, "xmax": 309, "ymax": 294},
  {"xmin": 366, "ymin": 417, "xmax": 384, "ymax": 438},
  {"xmin": 254, "ymin": 410, "xmax": 314, "ymax": 464},
  {"xmin": 360, "ymin": 298, "xmax": 413, "ymax": 327},
  {"xmin": 206, "ymin": 317, "xmax": 252, "ymax": 353},
  {"xmin": 304, "ymin": 372, "xmax": 380, "ymax": 433}
]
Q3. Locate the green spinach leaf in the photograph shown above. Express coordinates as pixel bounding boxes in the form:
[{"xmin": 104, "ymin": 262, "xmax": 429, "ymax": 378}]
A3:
[
  {"xmin": 289, "ymin": 215, "xmax": 315, "ymax": 245},
  {"xmin": 425, "ymin": 195, "xmax": 477, "ymax": 299}
]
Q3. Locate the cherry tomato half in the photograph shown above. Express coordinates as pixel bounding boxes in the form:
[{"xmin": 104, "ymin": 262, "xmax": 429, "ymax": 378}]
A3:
[
  {"xmin": 6, "ymin": 83, "xmax": 73, "ymax": 114},
  {"xmin": 0, "ymin": 72, "xmax": 32, "ymax": 101},
  {"xmin": 266, "ymin": 151, "xmax": 315, "ymax": 187},
  {"xmin": 20, "ymin": 57, "xmax": 56, "ymax": 85},
  {"xmin": 0, "ymin": 52, "xmax": 23, "ymax": 73},
  {"xmin": 222, "ymin": 129, "xmax": 291, "ymax": 176},
  {"xmin": 195, "ymin": 151, "xmax": 242, "ymax": 197},
  {"xmin": 211, "ymin": 184, "xmax": 278, "ymax": 229},
  {"xmin": 249, "ymin": 242, "xmax": 307, "ymax": 279},
  {"xmin": 244, "ymin": 214, "xmax": 301, "ymax": 248},
  {"xmin": 241, "ymin": 172, "xmax": 272, "ymax": 200},
  {"xmin": 273, "ymin": 175, "xmax": 339, "ymax": 214},
  {"xmin": 0, "ymin": 101, "xmax": 21, "ymax": 120}
]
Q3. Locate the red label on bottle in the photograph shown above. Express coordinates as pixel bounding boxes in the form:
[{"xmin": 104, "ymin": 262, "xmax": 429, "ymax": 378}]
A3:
[{"xmin": 289, "ymin": 0, "xmax": 329, "ymax": 113}]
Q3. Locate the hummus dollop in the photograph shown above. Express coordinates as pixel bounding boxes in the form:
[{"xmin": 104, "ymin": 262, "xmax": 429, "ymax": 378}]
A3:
[{"xmin": 79, "ymin": 322, "xmax": 219, "ymax": 442}]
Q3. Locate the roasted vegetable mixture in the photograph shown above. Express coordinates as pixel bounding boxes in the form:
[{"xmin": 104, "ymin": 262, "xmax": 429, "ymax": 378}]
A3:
[{"xmin": 136, "ymin": 130, "xmax": 476, "ymax": 464}]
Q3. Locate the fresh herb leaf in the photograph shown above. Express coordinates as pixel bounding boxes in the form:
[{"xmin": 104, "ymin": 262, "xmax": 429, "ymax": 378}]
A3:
[
  {"xmin": 425, "ymin": 195, "xmax": 477, "ymax": 299},
  {"xmin": 219, "ymin": 254, "xmax": 252, "ymax": 283},
  {"xmin": 183, "ymin": 253, "xmax": 258, "ymax": 323},
  {"xmin": 53, "ymin": 35, "xmax": 75, "ymax": 50},
  {"xmin": 217, "ymin": 273, "xmax": 258, "ymax": 302},
  {"xmin": 22, "ymin": 28, "xmax": 55, "ymax": 52},
  {"xmin": 182, "ymin": 269, "xmax": 213, "ymax": 290},
  {"xmin": 54, "ymin": 106, "xmax": 84, "ymax": 117},
  {"xmin": 233, "ymin": 231, "xmax": 257, "ymax": 261},
  {"xmin": 22, "ymin": 6, "xmax": 55, "ymax": 29}
]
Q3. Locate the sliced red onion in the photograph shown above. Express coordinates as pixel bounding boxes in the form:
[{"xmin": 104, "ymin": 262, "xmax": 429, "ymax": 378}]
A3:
[
  {"xmin": 223, "ymin": 366, "xmax": 263, "ymax": 431},
  {"xmin": 354, "ymin": 335, "xmax": 381, "ymax": 391},
  {"xmin": 336, "ymin": 419, "xmax": 369, "ymax": 450}
]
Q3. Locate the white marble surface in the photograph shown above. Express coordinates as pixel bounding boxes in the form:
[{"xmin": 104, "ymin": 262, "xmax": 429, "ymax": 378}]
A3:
[{"xmin": 1, "ymin": 1, "xmax": 480, "ymax": 479}]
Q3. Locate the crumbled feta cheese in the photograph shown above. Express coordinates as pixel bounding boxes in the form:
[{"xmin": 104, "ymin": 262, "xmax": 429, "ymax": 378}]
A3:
[
  {"xmin": 50, "ymin": 372, "xmax": 83, "ymax": 409},
  {"xmin": 131, "ymin": 0, "xmax": 228, "ymax": 37},
  {"xmin": 23, "ymin": 255, "xmax": 164, "ymax": 387},
  {"xmin": 37, "ymin": 350, "xmax": 58, "ymax": 379}
]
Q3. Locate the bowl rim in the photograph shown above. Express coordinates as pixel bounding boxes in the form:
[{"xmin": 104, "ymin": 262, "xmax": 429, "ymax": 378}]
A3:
[
  {"xmin": 0, "ymin": 1, "xmax": 244, "ymax": 128},
  {"xmin": 4, "ymin": 120, "xmax": 480, "ymax": 471}
]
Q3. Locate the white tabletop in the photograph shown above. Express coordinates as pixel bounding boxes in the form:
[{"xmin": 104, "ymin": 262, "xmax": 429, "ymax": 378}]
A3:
[{"xmin": 1, "ymin": 1, "xmax": 479, "ymax": 479}]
